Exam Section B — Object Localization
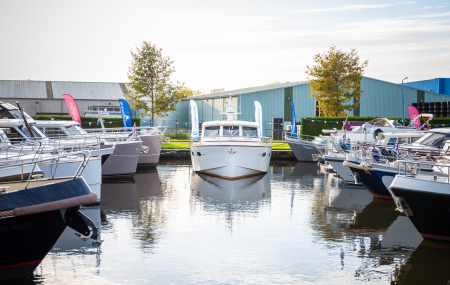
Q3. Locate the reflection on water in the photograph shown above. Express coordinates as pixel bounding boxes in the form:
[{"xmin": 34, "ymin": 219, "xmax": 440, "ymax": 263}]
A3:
[{"xmin": 8, "ymin": 162, "xmax": 450, "ymax": 284}]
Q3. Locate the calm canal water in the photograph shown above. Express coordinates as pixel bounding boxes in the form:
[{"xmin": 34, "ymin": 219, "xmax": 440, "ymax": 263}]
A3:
[{"xmin": 6, "ymin": 161, "xmax": 450, "ymax": 284}]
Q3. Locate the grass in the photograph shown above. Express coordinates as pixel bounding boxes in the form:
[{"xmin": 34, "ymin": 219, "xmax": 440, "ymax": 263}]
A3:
[{"xmin": 161, "ymin": 140, "xmax": 291, "ymax": 150}]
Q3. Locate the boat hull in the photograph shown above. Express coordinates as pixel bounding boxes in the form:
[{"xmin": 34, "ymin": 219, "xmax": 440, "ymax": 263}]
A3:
[
  {"xmin": 0, "ymin": 177, "xmax": 98, "ymax": 281},
  {"xmin": 285, "ymin": 137, "xmax": 320, "ymax": 162},
  {"xmin": 137, "ymin": 134, "xmax": 164, "ymax": 168},
  {"xmin": 390, "ymin": 175, "xmax": 450, "ymax": 242},
  {"xmin": 325, "ymin": 156, "xmax": 360, "ymax": 184},
  {"xmin": 0, "ymin": 208, "xmax": 78, "ymax": 281},
  {"xmin": 102, "ymin": 141, "xmax": 142, "ymax": 177},
  {"xmin": 190, "ymin": 145, "xmax": 271, "ymax": 179},
  {"xmin": 344, "ymin": 161, "xmax": 393, "ymax": 199}
]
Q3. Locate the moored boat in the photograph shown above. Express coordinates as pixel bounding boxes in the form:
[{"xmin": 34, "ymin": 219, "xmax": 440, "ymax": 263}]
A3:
[
  {"xmin": 389, "ymin": 159, "xmax": 450, "ymax": 242},
  {"xmin": 189, "ymin": 97, "xmax": 272, "ymax": 180},
  {"xmin": 0, "ymin": 159, "xmax": 100, "ymax": 281}
]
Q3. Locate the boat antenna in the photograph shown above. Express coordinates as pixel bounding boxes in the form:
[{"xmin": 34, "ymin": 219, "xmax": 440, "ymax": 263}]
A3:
[{"xmin": 16, "ymin": 101, "xmax": 35, "ymax": 139}]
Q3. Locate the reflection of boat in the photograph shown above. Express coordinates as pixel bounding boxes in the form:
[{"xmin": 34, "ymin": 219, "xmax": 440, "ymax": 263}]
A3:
[
  {"xmin": 347, "ymin": 199, "xmax": 399, "ymax": 233},
  {"xmin": 288, "ymin": 162, "xmax": 320, "ymax": 178},
  {"xmin": 190, "ymin": 172, "xmax": 270, "ymax": 206},
  {"xmin": 189, "ymin": 98, "xmax": 271, "ymax": 180},
  {"xmin": 100, "ymin": 181, "xmax": 138, "ymax": 214},
  {"xmin": 52, "ymin": 206, "xmax": 102, "ymax": 253},
  {"xmin": 134, "ymin": 170, "xmax": 162, "ymax": 199},
  {"xmin": 391, "ymin": 241, "xmax": 450, "ymax": 284}
]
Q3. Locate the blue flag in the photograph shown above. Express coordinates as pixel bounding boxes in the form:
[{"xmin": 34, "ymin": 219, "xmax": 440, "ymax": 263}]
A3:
[
  {"xmin": 290, "ymin": 100, "xmax": 297, "ymax": 138},
  {"xmin": 119, "ymin": 99, "xmax": 133, "ymax": 130}
]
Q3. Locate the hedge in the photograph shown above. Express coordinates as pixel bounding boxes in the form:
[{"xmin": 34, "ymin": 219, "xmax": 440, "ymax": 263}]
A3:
[
  {"xmin": 300, "ymin": 116, "xmax": 450, "ymax": 137},
  {"xmin": 33, "ymin": 115, "xmax": 140, "ymax": 129}
]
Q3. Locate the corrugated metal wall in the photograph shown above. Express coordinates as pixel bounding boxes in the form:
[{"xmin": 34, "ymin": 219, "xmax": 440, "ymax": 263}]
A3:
[
  {"xmin": 0, "ymin": 80, "xmax": 47, "ymax": 99},
  {"xmin": 51, "ymin": 81, "xmax": 126, "ymax": 100}
]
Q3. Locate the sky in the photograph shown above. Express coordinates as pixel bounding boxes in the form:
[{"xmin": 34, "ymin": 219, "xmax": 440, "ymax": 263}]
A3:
[{"xmin": 0, "ymin": 0, "xmax": 449, "ymax": 94}]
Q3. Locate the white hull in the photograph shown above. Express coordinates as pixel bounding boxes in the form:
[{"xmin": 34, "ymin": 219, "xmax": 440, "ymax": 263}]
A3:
[
  {"xmin": 190, "ymin": 145, "xmax": 271, "ymax": 179},
  {"xmin": 39, "ymin": 157, "xmax": 102, "ymax": 202},
  {"xmin": 137, "ymin": 134, "xmax": 164, "ymax": 167},
  {"xmin": 325, "ymin": 155, "xmax": 358, "ymax": 184}
]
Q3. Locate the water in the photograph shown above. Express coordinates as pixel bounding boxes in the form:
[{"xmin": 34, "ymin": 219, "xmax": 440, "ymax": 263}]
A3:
[{"xmin": 8, "ymin": 162, "xmax": 450, "ymax": 284}]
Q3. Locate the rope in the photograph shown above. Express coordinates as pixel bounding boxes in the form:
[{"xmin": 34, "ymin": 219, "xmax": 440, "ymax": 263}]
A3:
[{"xmin": 0, "ymin": 193, "xmax": 97, "ymax": 218}]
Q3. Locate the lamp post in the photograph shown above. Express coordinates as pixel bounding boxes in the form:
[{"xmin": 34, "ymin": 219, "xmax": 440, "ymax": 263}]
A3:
[{"xmin": 402, "ymin": 76, "xmax": 408, "ymax": 126}]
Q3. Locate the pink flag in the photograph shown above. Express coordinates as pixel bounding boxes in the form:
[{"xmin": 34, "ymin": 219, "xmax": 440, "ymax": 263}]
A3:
[
  {"xmin": 408, "ymin": 105, "xmax": 421, "ymax": 130},
  {"xmin": 63, "ymin": 94, "xmax": 81, "ymax": 125}
]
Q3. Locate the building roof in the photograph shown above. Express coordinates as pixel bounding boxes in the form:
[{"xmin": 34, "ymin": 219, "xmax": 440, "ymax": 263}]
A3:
[
  {"xmin": 0, "ymin": 80, "xmax": 127, "ymax": 100},
  {"xmin": 185, "ymin": 81, "xmax": 308, "ymax": 100}
]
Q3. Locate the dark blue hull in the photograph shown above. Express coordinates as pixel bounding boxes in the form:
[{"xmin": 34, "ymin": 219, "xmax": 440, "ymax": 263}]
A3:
[
  {"xmin": 347, "ymin": 165, "xmax": 392, "ymax": 199},
  {"xmin": 0, "ymin": 207, "xmax": 79, "ymax": 281},
  {"xmin": 390, "ymin": 176, "xmax": 450, "ymax": 242},
  {"xmin": 0, "ymin": 177, "xmax": 98, "ymax": 281}
]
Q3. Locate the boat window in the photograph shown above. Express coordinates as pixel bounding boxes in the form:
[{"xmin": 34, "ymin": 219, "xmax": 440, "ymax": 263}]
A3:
[
  {"xmin": 416, "ymin": 133, "xmax": 446, "ymax": 146},
  {"xmin": 5, "ymin": 128, "xmax": 26, "ymax": 144},
  {"xmin": 204, "ymin": 126, "xmax": 220, "ymax": 137},
  {"xmin": 386, "ymin": 137, "xmax": 406, "ymax": 145},
  {"xmin": 31, "ymin": 126, "xmax": 46, "ymax": 138},
  {"xmin": 0, "ymin": 109, "xmax": 15, "ymax": 119},
  {"xmin": 223, "ymin": 126, "xmax": 239, "ymax": 137},
  {"xmin": 44, "ymin": 127, "xmax": 67, "ymax": 137},
  {"xmin": 243, "ymin": 127, "xmax": 258, "ymax": 137}
]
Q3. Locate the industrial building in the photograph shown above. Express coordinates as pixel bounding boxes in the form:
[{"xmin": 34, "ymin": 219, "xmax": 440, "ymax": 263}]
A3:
[
  {"xmin": 0, "ymin": 80, "xmax": 128, "ymax": 117},
  {"xmin": 161, "ymin": 77, "xmax": 450, "ymax": 136},
  {"xmin": 0, "ymin": 77, "xmax": 449, "ymax": 136}
]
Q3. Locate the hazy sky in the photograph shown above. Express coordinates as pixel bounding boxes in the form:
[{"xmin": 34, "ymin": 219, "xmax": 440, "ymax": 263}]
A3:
[{"xmin": 0, "ymin": 0, "xmax": 449, "ymax": 93}]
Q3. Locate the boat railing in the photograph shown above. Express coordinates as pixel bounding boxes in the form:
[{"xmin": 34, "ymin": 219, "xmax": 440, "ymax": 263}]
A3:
[
  {"xmin": 190, "ymin": 135, "xmax": 272, "ymax": 146},
  {"xmin": 285, "ymin": 134, "xmax": 322, "ymax": 143},
  {"xmin": 84, "ymin": 126, "xmax": 167, "ymax": 136},
  {"xmin": 3, "ymin": 135, "xmax": 103, "ymax": 159},
  {"xmin": 0, "ymin": 150, "xmax": 92, "ymax": 189},
  {"xmin": 396, "ymin": 159, "xmax": 450, "ymax": 183}
]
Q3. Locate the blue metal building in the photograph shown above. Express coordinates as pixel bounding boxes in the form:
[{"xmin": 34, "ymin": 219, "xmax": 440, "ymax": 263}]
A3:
[
  {"xmin": 157, "ymin": 77, "xmax": 450, "ymax": 135},
  {"xmin": 404, "ymin": 78, "xmax": 450, "ymax": 96}
]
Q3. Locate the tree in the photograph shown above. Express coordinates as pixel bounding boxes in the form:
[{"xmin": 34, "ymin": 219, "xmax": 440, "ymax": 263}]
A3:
[
  {"xmin": 306, "ymin": 46, "xmax": 368, "ymax": 117},
  {"xmin": 126, "ymin": 41, "xmax": 183, "ymax": 123},
  {"xmin": 177, "ymin": 87, "xmax": 202, "ymax": 98}
]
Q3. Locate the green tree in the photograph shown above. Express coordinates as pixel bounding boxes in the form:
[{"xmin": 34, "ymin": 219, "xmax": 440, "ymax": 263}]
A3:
[
  {"xmin": 306, "ymin": 46, "xmax": 368, "ymax": 116},
  {"xmin": 177, "ymin": 87, "xmax": 202, "ymax": 98},
  {"xmin": 127, "ymin": 41, "xmax": 183, "ymax": 124}
]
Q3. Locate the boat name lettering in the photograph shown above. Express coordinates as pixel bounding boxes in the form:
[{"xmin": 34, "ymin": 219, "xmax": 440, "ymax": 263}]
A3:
[{"xmin": 10, "ymin": 221, "xmax": 32, "ymax": 231}]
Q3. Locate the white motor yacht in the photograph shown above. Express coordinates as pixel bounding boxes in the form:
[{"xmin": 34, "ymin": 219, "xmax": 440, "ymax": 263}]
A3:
[{"xmin": 189, "ymin": 98, "xmax": 271, "ymax": 180}]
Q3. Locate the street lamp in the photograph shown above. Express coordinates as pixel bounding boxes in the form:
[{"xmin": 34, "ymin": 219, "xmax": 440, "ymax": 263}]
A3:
[{"xmin": 402, "ymin": 76, "xmax": 408, "ymax": 126}]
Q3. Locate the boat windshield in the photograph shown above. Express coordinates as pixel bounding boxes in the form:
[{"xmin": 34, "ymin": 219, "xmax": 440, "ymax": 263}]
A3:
[
  {"xmin": 415, "ymin": 132, "xmax": 448, "ymax": 146},
  {"xmin": 21, "ymin": 125, "xmax": 46, "ymax": 139},
  {"xmin": 204, "ymin": 126, "xmax": 219, "ymax": 137},
  {"xmin": 67, "ymin": 125, "xmax": 86, "ymax": 135},
  {"xmin": 242, "ymin": 127, "xmax": 258, "ymax": 137},
  {"xmin": 223, "ymin": 126, "xmax": 239, "ymax": 137}
]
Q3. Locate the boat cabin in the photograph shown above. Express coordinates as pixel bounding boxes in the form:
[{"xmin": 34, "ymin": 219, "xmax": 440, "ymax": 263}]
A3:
[
  {"xmin": 0, "ymin": 119, "xmax": 46, "ymax": 144},
  {"xmin": 35, "ymin": 120, "xmax": 86, "ymax": 137},
  {"xmin": 201, "ymin": 121, "xmax": 259, "ymax": 140}
]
